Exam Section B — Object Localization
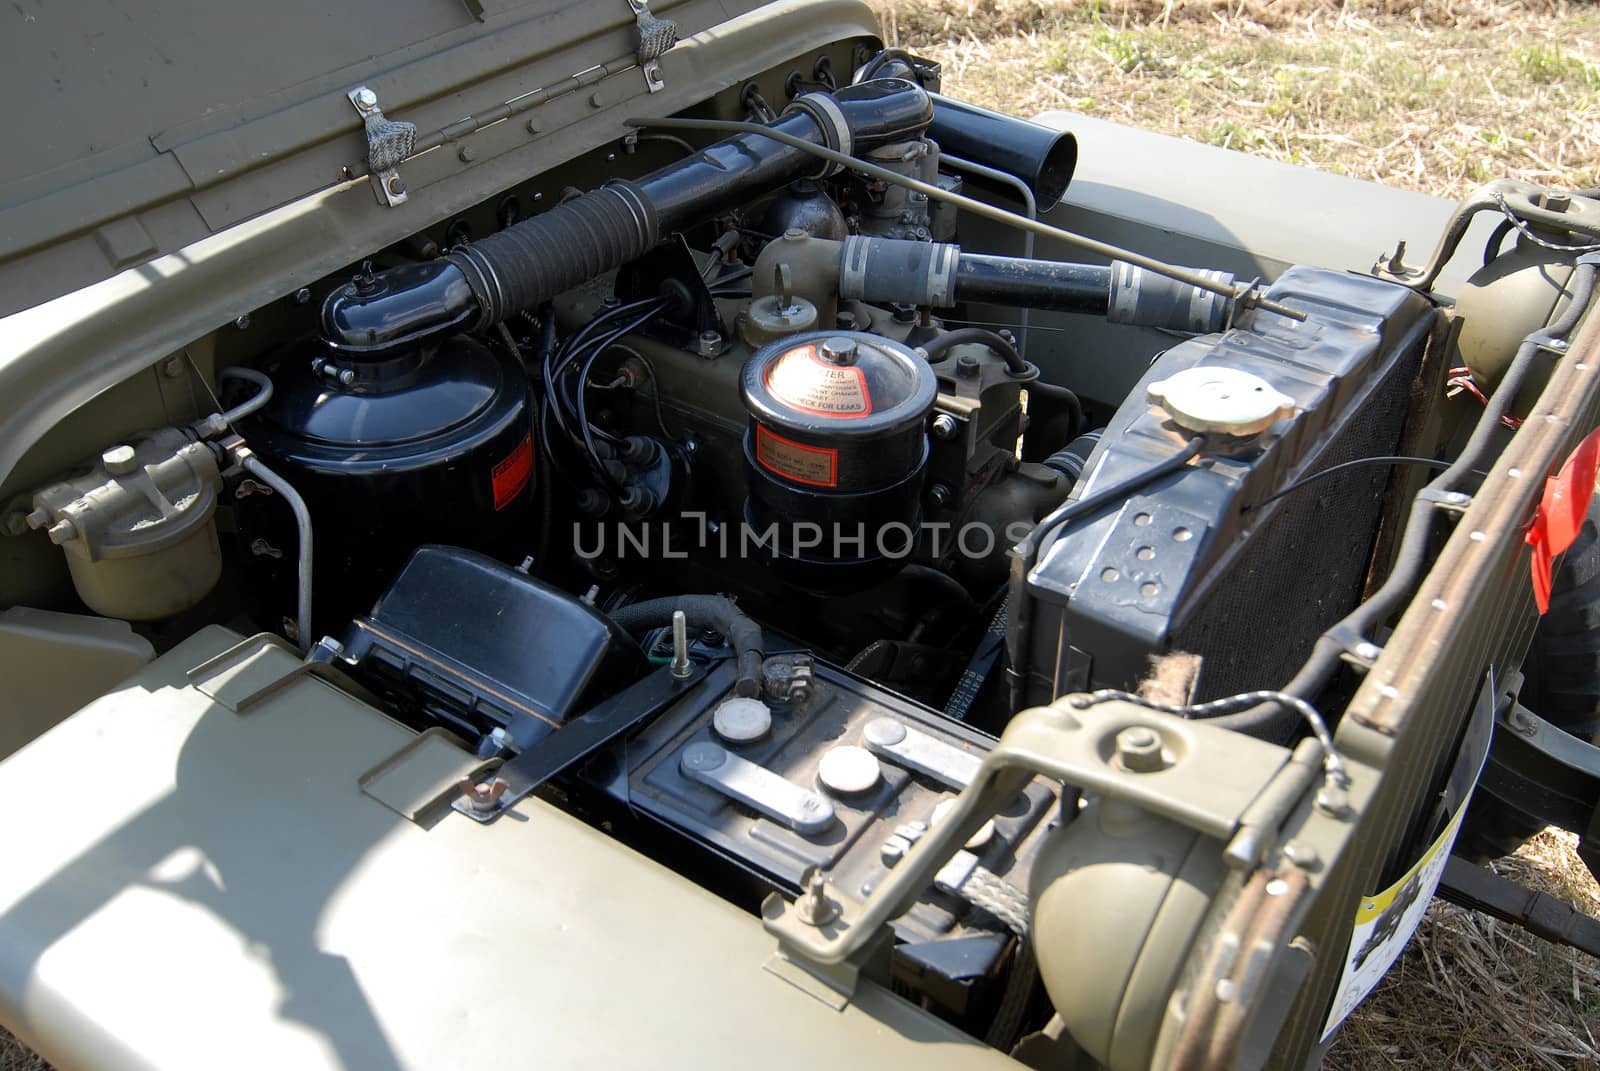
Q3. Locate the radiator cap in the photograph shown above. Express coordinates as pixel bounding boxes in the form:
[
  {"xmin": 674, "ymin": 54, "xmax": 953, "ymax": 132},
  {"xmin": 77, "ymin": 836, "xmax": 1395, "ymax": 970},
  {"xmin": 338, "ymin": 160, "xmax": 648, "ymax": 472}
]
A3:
[{"xmin": 1147, "ymin": 366, "xmax": 1296, "ymax": 436}]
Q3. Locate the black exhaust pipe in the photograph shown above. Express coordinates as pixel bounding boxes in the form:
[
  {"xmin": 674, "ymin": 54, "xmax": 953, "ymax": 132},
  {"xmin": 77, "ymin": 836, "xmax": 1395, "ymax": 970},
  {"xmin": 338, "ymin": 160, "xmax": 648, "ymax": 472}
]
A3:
[
  {"xmin": 927, "ymin": 93, "xmax": 1077, "ymax": 210},
  {"xmin": 321, "ymin": 80, "xmax": 934, "ymax": 354}
]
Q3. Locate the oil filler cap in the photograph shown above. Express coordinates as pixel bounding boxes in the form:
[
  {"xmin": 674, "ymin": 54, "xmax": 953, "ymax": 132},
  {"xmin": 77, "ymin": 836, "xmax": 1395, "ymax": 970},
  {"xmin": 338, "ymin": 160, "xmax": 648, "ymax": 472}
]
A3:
[{"xmin": 1147, "ymin": 366, "xmax": 1296, "ymax": 437}]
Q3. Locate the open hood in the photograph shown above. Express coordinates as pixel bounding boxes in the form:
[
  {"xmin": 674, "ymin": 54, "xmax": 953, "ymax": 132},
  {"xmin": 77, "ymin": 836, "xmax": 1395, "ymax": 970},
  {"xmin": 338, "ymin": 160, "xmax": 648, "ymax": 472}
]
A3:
[{"xmin": 0, "ymin": 0, "xmax": 786, "ymax": 317}]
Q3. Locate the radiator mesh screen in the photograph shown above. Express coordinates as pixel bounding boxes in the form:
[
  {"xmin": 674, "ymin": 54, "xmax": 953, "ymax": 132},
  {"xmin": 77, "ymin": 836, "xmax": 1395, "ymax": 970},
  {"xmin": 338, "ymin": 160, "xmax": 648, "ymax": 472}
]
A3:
[{"xmin": 1174, "ymin": 342, "xmax": 1424, "ymax": 701}]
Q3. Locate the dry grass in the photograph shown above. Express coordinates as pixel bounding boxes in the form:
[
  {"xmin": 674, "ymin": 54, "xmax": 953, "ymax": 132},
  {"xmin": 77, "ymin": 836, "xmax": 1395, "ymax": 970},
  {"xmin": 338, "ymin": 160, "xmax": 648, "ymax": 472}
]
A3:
[
  {"xmin": 876, "ymin": 0, "xmax": 1600, "ymax": 198},
  {"xmin": 1324, "ymin": 831, "xmax": 1600, "ymax": 1070}
]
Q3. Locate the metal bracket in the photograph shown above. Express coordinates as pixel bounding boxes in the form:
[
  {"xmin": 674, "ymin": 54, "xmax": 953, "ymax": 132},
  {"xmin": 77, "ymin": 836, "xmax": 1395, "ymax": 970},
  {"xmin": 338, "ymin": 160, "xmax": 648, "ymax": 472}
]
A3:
[
  {"xmin": 625, "ymin": 0, "xmax": 674, "ymax": 93},
  {"xmin": 763, "ymin": 697, "xmax": 1307, "ymax": 969},
  {"xmin": 1417, "ymin": 486, "xmax": 1474, "ymax": 513},
  {"xmin": 347, "ymin": 85, "xmax": 413, "ymax": 207},
  {"xmin": 641, "ymin": 57, "xmax": 666, "ymax": 94},
  {"xmin": 1527, "ymin": 330, "xmax": 1573, "ymax": 356},
  {"xmin": 453, "ymin": 663, "xmax": 709, "ymax": 822},
  {"xmin": 1438, "ymin": 855, "xmax": 1600, "ymax": 958},
  {"xmin": 1371, "ymin": 179, "xmax": 1600, "ymax": 293},
  {"xmin": 1473, "ymin": 690, "xmax": 1600, "ymax": 890}
]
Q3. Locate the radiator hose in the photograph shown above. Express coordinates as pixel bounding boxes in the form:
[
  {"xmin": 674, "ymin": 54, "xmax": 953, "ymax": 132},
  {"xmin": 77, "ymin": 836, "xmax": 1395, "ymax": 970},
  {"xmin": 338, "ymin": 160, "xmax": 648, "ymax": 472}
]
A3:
[{"xmin": 320, "ymin": 80, "xmax": 934, "ymax": 354}]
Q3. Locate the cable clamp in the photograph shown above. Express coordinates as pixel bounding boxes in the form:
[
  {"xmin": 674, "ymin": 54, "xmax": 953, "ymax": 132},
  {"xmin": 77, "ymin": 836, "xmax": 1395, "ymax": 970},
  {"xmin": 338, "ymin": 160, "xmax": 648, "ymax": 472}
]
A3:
[
  {"xmin": 1527, "ymin": 330, "xmax": 1571, "ymax": 355},
  {"xmin": 1326, "ymin": 622, "xmax": 1383, "ymax": 668},
  {"xmin": 1418, "ymin": 486, "xmax": 1473, "ymax": 513}
]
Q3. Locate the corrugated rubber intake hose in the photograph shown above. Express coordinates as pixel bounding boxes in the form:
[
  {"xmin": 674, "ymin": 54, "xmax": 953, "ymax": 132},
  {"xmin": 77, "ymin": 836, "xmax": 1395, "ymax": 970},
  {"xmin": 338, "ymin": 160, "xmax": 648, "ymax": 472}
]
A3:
[
  {"xmin": 447, "ymin": 181, "xmax": 662, "ymax": 330},
  {"xmin": 605, "ymin": 595, "xmax": 765, "ymax": 698},
  {"xmin": 321, "ymin": 79, "xmax": 934, "ymax": 349}
]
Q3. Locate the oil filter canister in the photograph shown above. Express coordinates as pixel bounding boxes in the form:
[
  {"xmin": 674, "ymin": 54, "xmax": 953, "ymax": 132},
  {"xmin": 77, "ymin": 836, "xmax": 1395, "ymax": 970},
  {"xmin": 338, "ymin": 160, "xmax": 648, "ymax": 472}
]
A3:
[
  {"xmin": 236, "ymin": 334, "xmax": 534, "ymax": 641},
  {"xmin": 740, "ymin": 331, "xmax": 936, "ymax": 588}
]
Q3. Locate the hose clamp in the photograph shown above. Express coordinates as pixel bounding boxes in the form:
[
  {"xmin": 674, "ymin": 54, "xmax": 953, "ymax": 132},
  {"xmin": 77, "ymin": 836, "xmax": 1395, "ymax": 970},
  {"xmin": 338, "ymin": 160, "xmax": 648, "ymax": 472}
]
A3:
[
  {"xmin": 788, "ymin": 93, "xmax": 852, "ymax": 178},
  {"xmin": 450, "ymin": 247, "xmax": 505, "ymax": 328},
  {"xmin": 605, "ymin": 181, "xmax": 660, "ymax": 249}
]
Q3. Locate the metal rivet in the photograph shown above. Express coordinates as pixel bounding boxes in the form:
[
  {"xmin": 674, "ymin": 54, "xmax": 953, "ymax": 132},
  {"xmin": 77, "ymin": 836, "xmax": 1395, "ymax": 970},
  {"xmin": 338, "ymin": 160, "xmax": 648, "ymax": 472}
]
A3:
[{"xmin": 1283, "ymin": 841, "xmax": 1320, "ymax": 869}]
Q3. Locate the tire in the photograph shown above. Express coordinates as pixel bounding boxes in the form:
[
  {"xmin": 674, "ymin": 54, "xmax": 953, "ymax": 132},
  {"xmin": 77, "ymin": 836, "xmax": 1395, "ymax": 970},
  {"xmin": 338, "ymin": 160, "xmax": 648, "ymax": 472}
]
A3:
[{"xmin": 1456, "ymin": 496, "xmax": 1600, "ymax": 861}]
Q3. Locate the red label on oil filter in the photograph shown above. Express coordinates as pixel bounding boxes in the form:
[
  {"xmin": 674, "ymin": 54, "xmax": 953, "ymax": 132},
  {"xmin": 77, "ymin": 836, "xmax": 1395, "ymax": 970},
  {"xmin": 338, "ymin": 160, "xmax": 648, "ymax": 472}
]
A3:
[
  {"xmin": 764, "ymin": 345, "xmax": 872, "ymax": 418},
  {"xmin": 755, "ymin": 424, "xmax": 838, "ymax": 488},
  {"xmin": 491, "ymin": 433, "xmax": 534, "ymax": 510}
]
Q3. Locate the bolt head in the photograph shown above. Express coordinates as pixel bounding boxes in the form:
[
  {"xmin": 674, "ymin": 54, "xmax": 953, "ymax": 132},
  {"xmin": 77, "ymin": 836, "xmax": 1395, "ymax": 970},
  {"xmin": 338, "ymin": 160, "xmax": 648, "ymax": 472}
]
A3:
[
  {"xmin": 1354, "ymin": 642, "xmax": 1381, "ymax": 661},
  {"xmin": 234, "ymin": 314, "xmax": 251, "ymax": 330},
  {"xmin": 457, "ymin": 144, "xmax": 474, "ymax": 163},
  {"xmin": 795, "ymin": 867, "xmax": 840, "ymax": 926},
  {"xmin": 1115, "ymin": 725, "xmax": 1167, "ymax": 773},
  {"xmin": 101, "ymin": 444, "xmax": 139, "ymax": 476},
  {"xmin": 294, "ymin": 288, "xmax": 312, "ymax": 305},
  {"xmin": 354, "ymin": 88, "xmax": 378, "ymax": 110},
  {"xmin": 46, "ymin": 518, "xmax": 77, "ymax": 545},
  {"xmin": 931, "ymin": 413, "xmax": 959, "ymax": 440},
  {"xmin": 819, "ymin": 336, "xmax": 858, "ymax": 365},
  {"xmin": 956, "ymin": 354, "xmax": 980, "ymax": 378},
  {"xmin": 1314, "ymin": 781, "xmax": 1351, "ymax": 818}
]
